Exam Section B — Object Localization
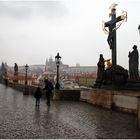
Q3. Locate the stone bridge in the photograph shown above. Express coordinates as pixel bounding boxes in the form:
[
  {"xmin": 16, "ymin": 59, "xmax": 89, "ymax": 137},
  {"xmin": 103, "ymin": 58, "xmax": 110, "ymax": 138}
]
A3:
[{"xmin": 0, "ymin": 83, "xmax": 140, "ymax": 139}]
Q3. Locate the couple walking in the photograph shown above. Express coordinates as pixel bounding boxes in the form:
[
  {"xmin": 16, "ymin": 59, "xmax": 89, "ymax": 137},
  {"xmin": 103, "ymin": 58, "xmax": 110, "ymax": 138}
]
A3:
[{"xmin": 34, "ymin": 79, "xmax": 54, "ymax": 107}]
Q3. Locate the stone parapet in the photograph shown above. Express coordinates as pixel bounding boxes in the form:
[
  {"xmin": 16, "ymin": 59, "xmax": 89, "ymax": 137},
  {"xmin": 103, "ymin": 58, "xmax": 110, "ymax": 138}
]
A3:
[
  {"xmin": 80, "ymin": 88, "xmax": 140, "ymax": 114},
  {"xmin": 6, "ymin": 82, "xmax": 80, "ymax": 101},
  {"xmin": 80, "ymin": 89, "xmax": 113, "ymax": 109},
  {"xmin": 8, "ymin": 82, "xmax": 37, "ymax": 95},
  {"xmin": 138, "ymin": 97, "xmax": 140, "ymax": 128},
  {"xmin": 58, "ymin": 90, "xmax": 80, "ymax": 101},
  {"xmin": 4, "ymin": 82, "xmax": 140, "ymax": 116},
  {"xmin": 113, "ymin": 92, "xmax": 137, "ymax": 114}
]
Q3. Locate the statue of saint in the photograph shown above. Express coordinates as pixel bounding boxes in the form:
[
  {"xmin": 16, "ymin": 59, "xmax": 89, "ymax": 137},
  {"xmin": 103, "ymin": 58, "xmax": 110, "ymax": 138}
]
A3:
[
  {"xmin": 14, "ymin": 63, "xmax": 18, "ymax": 75},
  {"xmin": 97, "ymin": 54, "xmax": 105, "ymax": 82},
  {"xmin": 128, "ymin": 45, "xmax": 139, "ymax": 80}
]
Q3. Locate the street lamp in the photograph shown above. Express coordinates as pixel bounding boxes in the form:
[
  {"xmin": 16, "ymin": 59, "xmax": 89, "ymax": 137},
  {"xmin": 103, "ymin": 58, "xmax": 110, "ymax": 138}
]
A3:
[
  {"xmin": 55, "ymin": 52, "xmax": 61, "ymax": 89},
  {"xmin": 25, "ymin": 64, "xmax": 29, "ymax": 85},
  {"xmin": 138, "ymin": 25, "xmax": 140, "ymax": 35}
]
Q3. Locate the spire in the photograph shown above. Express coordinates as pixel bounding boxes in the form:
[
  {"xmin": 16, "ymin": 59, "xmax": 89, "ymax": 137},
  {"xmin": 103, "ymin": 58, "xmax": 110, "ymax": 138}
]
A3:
[
  {"xmin": 49, "ymin": 56, "xmax": 53, "ymax": 63},
  {"xmin": 45, "ymin": 58, "xmax": 48, "ymax": 65},
  {"xmin": 45, "ymin": 58, "xmax": 49, "ymax": 71}
]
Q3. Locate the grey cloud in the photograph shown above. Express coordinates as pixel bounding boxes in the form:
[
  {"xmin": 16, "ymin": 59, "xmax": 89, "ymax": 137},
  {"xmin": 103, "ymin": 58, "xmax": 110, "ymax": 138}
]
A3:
[
  {"xmin": 0, "ymin": 1, "xmax": 68, "ymax": 20},
  {"xmin": 0, "ymin": 1, "xmax": 31, "ymax": 19},
  {"xmin": 37, "ymin": 1, "xmax": 68, "ymax": 18}
]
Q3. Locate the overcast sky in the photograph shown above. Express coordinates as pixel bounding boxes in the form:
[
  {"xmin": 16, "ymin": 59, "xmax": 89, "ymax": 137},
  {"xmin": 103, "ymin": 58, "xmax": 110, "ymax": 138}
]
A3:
[{"xmin": 0, "ymin": 0, "xmax": 140, "ymax": 69}]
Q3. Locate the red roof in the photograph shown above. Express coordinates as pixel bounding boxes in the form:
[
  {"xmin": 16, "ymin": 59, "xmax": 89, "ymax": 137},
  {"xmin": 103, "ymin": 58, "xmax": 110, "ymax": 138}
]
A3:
[{"xmin": 7, "ymin": 73, "xmax": 35, "ymax": 81}]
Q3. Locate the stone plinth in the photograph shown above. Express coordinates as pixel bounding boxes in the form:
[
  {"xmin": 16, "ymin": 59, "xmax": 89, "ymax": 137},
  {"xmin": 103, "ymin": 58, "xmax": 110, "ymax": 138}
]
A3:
[{"xmin": 125, "ymin": 80, "xmax": 140, "ymax": 90}]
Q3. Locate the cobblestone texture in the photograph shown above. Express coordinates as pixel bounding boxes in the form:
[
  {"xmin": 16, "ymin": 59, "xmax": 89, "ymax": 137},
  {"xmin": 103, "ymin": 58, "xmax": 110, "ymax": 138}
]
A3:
[{"xmin": 0, "ymin": 84, "xmax": 140, "ymax": 139}]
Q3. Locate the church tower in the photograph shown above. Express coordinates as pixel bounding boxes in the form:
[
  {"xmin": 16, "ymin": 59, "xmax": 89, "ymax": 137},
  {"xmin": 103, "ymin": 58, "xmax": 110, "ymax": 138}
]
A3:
[{"xmin": 45, "ymin": 58, "xmax": 48, "ymax": 71}]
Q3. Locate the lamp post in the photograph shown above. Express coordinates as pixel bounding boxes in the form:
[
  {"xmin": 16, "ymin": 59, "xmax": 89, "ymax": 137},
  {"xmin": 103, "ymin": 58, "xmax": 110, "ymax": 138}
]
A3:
[
  {"xmin": 25, "ymin": 64, "xmax": 28, "ymax": 85},
  {"xmin": 138, "ymin": 25, "xmax": 140, "ymax": 35},
  {"xmin": 55, "ymin": 53, "xmax": 61, "ymax": 89}
]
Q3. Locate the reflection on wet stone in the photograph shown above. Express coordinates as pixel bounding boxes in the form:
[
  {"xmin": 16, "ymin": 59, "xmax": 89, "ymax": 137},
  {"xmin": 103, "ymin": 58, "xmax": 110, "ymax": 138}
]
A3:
[{"xmin": 0, "ymin": 84, "xmax": 140, "ymax": 139}]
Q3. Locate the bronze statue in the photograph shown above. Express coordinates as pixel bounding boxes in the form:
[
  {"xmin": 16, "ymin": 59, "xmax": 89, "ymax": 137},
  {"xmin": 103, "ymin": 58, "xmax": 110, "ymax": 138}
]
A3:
[
  {"xmin": 103, "ymin": 59, "xmax": 112, "ymax": 84},
  {"xmin": 105, "ymin": 59, "xmax": 112, "ymax": 70},
  {"xmin": 128, "ymin": 45, "xmax": 139, "ymax": 80}
]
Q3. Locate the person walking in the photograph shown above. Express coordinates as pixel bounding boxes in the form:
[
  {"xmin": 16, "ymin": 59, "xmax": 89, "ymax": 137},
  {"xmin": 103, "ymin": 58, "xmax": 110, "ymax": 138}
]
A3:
[
  {"xmin": 34, "ymin": 86, "xmax": 42, "ymax": 107},
  {"xmin": 44, "ymin": 79, "xmax": 54, "ymax": 106}
]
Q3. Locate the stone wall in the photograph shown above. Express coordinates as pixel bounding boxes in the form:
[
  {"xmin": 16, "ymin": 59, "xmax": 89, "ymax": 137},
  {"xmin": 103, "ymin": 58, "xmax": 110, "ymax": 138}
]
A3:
[
  {"xmin": 7, "ymin": 82, "xmax": 80, "ymax": 101},
  {"xmin": 80, "ymin": 89, "xmax": 113, "ymax": 109},
  {"xmin": 80, "ymin": 88, "xmax": 140, "ymax": 114},
  {"xmin": 60, "ymin": 90, "xmax": 80, "ymax": 101},
  {"xmin": 113, "ymin": 94, "xmax": 137, "ymax": 114},
  {"xmin": 8, "ymin": 82, "xmax": 37, "ymax": 95}
]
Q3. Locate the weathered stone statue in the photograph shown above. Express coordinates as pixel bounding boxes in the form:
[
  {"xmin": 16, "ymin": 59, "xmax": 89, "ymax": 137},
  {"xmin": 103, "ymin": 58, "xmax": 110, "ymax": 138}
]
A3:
[
  {"xmin": 128, "ymin": 45, "xmax": 139, "ymax": 80},
  {"xmin": 96, "ymin": 54, "xmax": 105, "ymax": 83},
  {"xmin": 14, "ymin": 63, "xmax": 18, "ymax": 83},
  {"xmin": 14, "ymin": 63, "xmax": 18, "ymax": 75}
]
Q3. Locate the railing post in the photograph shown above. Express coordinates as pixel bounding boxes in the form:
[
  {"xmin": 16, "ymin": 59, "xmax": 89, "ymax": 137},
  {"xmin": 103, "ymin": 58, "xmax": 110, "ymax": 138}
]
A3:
[{"xmin": 53, "ymin": 89, "xmax": 61, "ymax": 100}]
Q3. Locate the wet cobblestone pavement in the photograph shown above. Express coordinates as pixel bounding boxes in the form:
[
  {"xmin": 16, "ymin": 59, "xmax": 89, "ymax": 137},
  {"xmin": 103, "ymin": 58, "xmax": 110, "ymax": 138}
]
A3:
[{"xmin": 0, "ymin": 84, "xmax": 140, "ymax": 139}]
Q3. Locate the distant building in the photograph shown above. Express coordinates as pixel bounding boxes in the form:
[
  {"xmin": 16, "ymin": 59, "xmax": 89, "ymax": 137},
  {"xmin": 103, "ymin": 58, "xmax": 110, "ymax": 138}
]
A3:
[
  {"xmin": 45, "ymin": 56, "xmax": 56, "ymax": 72},
  {"xmin": 44, "ymin": 58, "xmax": 97, "ymax": 86},
  {"xmin": 7, "ymin": 72, "xmax": 35, "ymax": 86},
  {"xmin": 44, "ymin": 56, "xmax": 68, "ymax": 81},
  {"xmin": 77, "ymin": 73, "xmax": 97, "ymax": 87},
  {"xmin": 0, "ymin": 58, "xmax": 97, "ymax": 87},
  {"xmin": 64, "ymin": 66, "xmax": 97, "ymax": 76},
  {"xmin": 45, "ymin": 56, "xmax": 68, "ymax": 72}
]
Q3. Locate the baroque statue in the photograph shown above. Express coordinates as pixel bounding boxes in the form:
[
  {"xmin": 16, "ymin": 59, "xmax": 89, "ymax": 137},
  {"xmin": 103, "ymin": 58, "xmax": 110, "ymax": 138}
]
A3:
[{"xmin": 128, "ymin": 45, "xmax": 139, "ymax": 80}]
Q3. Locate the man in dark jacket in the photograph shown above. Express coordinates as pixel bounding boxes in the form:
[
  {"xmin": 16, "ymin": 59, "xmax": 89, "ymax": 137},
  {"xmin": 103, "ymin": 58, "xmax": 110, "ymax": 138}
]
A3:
[{"xmin": 44, "ymin": 79, "xmax": 54, "ymax": 106}]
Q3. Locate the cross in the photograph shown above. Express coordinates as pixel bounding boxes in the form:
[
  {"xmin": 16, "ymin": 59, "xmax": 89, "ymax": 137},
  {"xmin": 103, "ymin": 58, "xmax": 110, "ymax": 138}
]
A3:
[{"xmin": 103, "ymin": 4, "xmax": 127, "ymax": 67}]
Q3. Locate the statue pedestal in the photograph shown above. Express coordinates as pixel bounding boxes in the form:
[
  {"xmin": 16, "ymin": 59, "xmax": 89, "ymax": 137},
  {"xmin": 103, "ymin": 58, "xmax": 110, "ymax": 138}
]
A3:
[{"xmin": 124, "ymin": 79, "xmax": 140, "ymax": 90}]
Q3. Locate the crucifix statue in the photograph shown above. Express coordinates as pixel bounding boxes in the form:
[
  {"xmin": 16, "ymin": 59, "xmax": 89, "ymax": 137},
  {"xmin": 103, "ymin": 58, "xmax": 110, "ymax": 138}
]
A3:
[{"xmin": 103, "ymin": 3, "xmax": 127, "ymax": 67}]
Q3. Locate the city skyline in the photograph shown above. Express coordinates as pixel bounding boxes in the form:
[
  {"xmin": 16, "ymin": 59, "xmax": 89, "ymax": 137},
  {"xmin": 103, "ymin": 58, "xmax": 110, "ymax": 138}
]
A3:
[{"xmin": 0, "ymin": 0, "xmax": 140, "ymax": 68}]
